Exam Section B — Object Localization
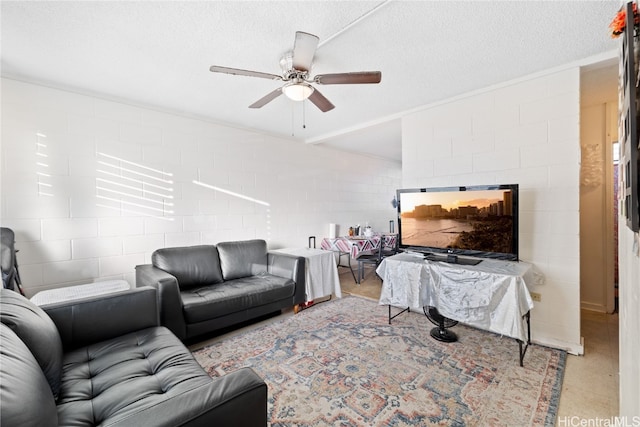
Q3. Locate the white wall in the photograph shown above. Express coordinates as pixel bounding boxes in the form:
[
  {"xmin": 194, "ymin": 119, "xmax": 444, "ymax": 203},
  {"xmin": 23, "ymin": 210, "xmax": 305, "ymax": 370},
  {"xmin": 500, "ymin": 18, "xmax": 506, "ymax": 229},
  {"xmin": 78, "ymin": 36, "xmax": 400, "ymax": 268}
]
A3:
[
  {"xmin": 618, "ymin": 225, "xmax": 640, "ymax": 417},
  {"xmin": 401, "ymin": 68, "xmax": 582, "ymax": 353},
  {"xmin": 0, "ymin": 78, "xmax": 401, "ymax": 297}
]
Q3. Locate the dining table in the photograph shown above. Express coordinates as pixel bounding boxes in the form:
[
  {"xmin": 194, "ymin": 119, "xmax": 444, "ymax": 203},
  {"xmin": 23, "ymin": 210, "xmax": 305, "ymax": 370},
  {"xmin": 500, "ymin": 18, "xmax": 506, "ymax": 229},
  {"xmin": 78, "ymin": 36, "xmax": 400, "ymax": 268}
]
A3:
[
  {"xmin": 320, "ymin": 233, "xmax": 398, "ymax": 259},
  {"xmin": 320, "ymin": 233, "xmax": 398, "ymax": 283}
]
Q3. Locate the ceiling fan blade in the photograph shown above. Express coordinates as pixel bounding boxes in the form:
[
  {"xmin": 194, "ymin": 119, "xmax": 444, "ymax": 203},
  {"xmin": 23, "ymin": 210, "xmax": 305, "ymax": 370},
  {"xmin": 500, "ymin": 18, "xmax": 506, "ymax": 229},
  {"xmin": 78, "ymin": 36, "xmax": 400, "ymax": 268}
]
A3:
[
  {"xmin": 314, "ymin": 71, "xmax": 382, "ymax": 85},
  {"xmin": 292, "ymin": 31, "xmax": 319, "ymax": 72},
  {"xmin": 307, "ymin": 88, "xmax": 335, "ymax": 112},
  {"xmin": 249, "ymin": 87, "xmax": 283, "ymax": 108},
  {"xmin": 210, "ymin": 65, "xmax": 282, "ymax": 81}
]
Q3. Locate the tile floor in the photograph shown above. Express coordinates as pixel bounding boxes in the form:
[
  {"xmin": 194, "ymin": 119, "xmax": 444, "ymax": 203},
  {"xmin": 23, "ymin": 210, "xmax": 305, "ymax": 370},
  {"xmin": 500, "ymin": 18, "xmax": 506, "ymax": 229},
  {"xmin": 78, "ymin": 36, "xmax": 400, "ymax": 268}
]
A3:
[
  {"xmin": 556, "ymin": 310, "xmax": 620, "ymax": 422},
  {"xmin": 339, "ymin": 268, "xmax": 621, "ymax": 424}
]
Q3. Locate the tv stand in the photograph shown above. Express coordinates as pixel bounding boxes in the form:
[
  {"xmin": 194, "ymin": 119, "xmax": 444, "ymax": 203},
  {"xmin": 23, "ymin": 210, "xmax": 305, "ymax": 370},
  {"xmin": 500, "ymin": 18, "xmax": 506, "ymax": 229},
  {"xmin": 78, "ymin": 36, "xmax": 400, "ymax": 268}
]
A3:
[{"xmin": 377, "ymin": 253, "xmax": 541, "ymax": 366}]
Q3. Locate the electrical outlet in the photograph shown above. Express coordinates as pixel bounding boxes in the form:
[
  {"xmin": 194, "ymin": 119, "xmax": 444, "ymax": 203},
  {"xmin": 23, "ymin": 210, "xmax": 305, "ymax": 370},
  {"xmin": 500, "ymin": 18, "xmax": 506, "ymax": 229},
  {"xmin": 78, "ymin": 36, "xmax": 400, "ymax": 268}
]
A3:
[{"xmin": 530, "ymin": 292, "xmax": 541, "ymax": 302}]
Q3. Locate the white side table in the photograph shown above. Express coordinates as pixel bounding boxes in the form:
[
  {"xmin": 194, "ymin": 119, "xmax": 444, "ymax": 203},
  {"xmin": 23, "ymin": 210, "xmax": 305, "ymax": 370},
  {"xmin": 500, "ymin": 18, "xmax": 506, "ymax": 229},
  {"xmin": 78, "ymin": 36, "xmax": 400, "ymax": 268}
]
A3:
[
  {"xmin": 272, "ymin": 247, "xmax": 341, "ymax": 301},
  {"xmin": 30, "ymin": 280, "xmax": 130, "ymax": 305}
]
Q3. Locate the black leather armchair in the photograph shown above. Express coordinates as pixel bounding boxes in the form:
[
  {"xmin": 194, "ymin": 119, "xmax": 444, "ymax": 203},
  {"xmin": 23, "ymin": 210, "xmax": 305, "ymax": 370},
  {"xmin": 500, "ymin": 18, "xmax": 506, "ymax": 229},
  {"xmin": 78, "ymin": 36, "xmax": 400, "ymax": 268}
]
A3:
[{"xmin": 0, "ymin": 287, "xmax": 267, "ymax": 426}]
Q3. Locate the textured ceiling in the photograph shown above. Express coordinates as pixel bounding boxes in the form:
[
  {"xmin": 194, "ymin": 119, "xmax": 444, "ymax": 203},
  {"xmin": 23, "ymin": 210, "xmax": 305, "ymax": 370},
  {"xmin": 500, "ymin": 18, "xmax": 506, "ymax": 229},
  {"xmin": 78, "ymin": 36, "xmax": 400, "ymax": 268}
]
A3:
[{"xmin": 1, "ymin": 1, "xmax": 620, "ymax": 161}]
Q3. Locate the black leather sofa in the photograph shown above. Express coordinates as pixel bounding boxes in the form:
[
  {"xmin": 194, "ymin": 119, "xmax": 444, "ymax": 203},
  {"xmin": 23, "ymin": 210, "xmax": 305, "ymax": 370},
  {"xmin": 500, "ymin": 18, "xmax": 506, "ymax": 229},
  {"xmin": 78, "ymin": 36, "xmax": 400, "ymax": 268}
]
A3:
[
  {"xmin": 135, "ymin": 239, "xmax": 306, "ymax": 341},
  {"xmin": 0, "ymin": 287, "xmax": 267, "ymax": 426}
]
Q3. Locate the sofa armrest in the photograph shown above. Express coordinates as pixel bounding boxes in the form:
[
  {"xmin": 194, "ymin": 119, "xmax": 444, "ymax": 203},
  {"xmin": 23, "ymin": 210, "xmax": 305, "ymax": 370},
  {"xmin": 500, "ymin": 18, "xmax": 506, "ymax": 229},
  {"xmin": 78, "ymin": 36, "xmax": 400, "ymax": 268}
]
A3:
[
  {"xmin": 42, "ymin": 287, "xmax": 158, "ymax": 350},
  {"xmin": 267, "ymin": 252, "xmax": 306, "ymax": 305},
  {"xmin": 136, "ymin": 264, "xmax": 187, "ymax": 340},
  {"xmin": 104, "ymin": 367, "xmax": 267, "ymax": 427}
]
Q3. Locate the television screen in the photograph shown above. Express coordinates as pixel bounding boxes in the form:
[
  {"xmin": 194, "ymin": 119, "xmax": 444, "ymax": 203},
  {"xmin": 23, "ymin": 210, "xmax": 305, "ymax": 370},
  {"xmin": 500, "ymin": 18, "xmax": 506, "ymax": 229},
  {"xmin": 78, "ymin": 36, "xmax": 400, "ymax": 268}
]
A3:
[{"xmin": 397, "ymin": 184, "xmax": 519, "ymax": 261}]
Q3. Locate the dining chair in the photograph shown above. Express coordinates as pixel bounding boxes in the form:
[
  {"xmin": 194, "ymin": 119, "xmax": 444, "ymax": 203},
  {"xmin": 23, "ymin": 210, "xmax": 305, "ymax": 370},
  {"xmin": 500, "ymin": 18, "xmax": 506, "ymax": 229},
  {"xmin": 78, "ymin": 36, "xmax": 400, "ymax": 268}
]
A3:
[
  {"xmin": 381, "ymin": 233, "xmax": 400, "ymax": 258},
  {"xmin": 356, "ymin": 239, "xmax": 384, "ymax": 284}
]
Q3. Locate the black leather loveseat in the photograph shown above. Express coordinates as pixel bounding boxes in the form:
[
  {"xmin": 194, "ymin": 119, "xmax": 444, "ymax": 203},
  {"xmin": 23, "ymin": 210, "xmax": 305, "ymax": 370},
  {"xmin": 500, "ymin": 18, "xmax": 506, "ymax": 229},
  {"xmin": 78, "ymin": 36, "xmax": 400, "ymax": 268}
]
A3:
[
  {"xmin": 0, "ymin": 287, "xmax": 267, "ymax": 426},
  {"xmin": 136, "ymin": 239, "xmax": 306, "ymax": 341}
]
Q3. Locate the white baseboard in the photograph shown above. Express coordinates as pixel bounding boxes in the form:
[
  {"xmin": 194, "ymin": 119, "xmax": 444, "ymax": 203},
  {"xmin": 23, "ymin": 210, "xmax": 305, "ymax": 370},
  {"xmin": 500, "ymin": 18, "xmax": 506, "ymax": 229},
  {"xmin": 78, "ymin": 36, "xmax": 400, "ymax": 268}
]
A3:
[
  {"xmin": 532, "ymin": 336, "xmax": 584, "ymax": 356},
  {"xmin": 580, "ymin": 301, "xmax": 608, "ymax": 313}
]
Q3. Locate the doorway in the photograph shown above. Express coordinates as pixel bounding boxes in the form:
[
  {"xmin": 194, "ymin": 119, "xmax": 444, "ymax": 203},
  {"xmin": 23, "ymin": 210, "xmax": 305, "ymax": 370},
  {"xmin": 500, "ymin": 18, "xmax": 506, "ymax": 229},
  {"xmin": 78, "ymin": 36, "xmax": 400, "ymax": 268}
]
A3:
[{"xmin": 579, "ymin": 61, "xmax": 620, "ymax": 314}]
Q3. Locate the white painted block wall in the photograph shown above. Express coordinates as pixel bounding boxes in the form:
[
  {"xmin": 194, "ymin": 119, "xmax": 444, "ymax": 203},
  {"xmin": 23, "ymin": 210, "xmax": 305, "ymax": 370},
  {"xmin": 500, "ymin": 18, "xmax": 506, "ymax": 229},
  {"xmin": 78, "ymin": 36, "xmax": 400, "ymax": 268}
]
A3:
[
  {"xmin": 618, "ymin": 225, "xmax": 640, "ymax": 417},
  {"xmin": 401, "ymin": 68, "xmax": 583, "ymax": 352},
  {"xmin": 1, "ymin": 78, "xmax": 401, "ymax": 297}
]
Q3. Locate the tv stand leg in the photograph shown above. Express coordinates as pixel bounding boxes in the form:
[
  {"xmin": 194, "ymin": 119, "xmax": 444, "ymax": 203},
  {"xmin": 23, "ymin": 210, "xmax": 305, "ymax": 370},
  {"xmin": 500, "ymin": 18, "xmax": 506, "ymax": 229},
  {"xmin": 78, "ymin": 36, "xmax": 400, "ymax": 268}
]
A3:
[
  {"xmin": 517, "ymin": 311, "xmax": 532, "ymax": 367},
  {"xmin": 388, "ymin": 305, "xmax": 410, "ymax": 324}
]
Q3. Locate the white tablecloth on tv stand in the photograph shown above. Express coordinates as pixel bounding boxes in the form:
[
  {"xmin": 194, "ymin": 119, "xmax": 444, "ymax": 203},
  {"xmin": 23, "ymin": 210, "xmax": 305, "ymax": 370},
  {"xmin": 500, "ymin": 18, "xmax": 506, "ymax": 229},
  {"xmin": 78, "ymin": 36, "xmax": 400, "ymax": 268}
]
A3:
[{"xmin": 377, "ymin": 253, "xmax": 542, "ymax": 342}]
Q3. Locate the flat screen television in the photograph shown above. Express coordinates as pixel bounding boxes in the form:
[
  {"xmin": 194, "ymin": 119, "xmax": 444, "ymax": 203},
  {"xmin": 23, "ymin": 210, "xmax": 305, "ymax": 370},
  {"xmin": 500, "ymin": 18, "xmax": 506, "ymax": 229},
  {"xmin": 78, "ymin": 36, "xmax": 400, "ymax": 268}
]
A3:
[{"xmin": 397, "ymin": 184, "xmax": 519, "ymax": 261}]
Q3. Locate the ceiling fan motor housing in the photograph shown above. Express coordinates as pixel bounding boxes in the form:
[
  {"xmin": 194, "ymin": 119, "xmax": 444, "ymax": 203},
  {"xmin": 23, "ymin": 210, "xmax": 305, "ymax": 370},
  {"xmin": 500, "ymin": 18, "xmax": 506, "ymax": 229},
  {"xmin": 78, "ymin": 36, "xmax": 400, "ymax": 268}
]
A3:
[{"xmin": 280, "ymin": 53, "xmax": 310, "ymax": 81}]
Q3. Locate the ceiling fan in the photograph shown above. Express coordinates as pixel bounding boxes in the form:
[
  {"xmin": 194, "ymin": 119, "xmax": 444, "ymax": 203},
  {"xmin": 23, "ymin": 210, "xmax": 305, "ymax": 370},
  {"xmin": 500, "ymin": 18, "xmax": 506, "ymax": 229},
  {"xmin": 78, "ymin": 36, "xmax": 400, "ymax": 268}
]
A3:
[{"xmin": 209, "ymin": 31, "xmax": 382, "ymax": 113}]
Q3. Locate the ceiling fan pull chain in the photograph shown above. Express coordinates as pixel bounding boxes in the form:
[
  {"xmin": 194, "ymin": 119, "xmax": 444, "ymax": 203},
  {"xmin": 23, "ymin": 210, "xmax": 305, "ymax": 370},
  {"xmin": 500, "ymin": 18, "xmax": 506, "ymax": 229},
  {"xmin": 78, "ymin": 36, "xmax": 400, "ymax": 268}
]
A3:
[{"xmin": 303, "ymin": 100, "xmax": 306, "ymax": 129}]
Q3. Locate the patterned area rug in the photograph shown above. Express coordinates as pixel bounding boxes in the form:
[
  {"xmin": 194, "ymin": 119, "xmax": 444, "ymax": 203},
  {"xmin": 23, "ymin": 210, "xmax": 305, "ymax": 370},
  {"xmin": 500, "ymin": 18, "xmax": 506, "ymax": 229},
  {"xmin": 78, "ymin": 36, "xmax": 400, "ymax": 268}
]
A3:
[{"xmin": 192, "ymin": 296, "xmax": 565, "ymax": 426}]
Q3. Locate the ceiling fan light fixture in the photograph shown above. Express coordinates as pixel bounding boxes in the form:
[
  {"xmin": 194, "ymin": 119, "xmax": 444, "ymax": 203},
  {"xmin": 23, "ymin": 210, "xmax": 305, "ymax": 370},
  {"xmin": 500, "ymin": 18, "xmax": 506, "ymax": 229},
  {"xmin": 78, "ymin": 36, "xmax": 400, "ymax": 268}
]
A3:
[{"xmin": 282, "ymin": 82, "xmax": 314, "ymax": 101}]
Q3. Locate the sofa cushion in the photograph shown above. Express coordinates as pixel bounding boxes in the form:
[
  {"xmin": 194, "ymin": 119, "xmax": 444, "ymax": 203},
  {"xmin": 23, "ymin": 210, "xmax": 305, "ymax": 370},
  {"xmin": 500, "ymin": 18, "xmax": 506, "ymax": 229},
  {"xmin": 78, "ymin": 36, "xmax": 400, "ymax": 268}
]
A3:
[
  {"xmin": 152, "ymin": 245, "xmax": 223, "ymax": 289},
  {"xmin": 0, "ymin": 288, "xmax": 63, "ymax": 400},
  {"xmin": 217, "ymin": 239, "xmax": 268, "ymax": 280},
  {"xmin": 181, "ymin": 273, "xmax": 295, "ymax": 323},
  {"xmin": 0, "ymin": 323, "xmax": 58, "ymax": 426},
  {"xmin": 56, "ymin": 326, "xmax": 213, "ymax": 426}
]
